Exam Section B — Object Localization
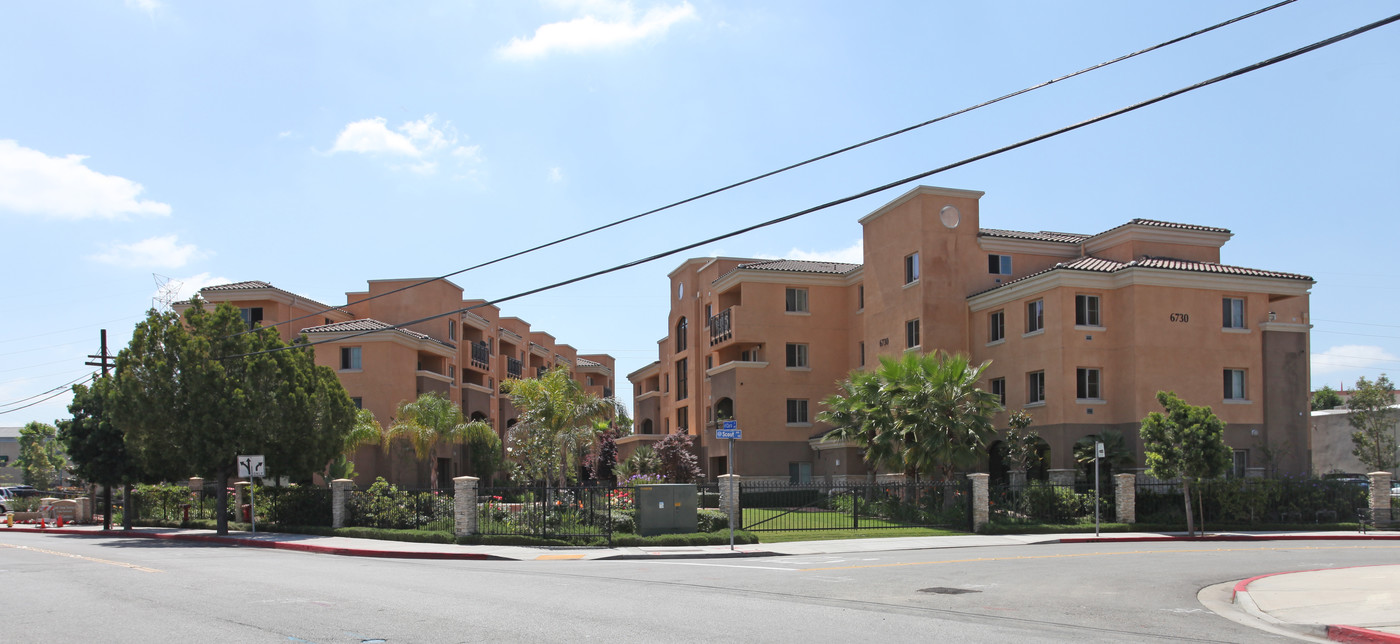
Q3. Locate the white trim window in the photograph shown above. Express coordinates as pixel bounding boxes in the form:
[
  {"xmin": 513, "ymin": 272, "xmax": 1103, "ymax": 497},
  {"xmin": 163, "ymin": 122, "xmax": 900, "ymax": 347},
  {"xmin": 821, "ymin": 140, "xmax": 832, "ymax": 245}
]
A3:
[
  {"xmin": 1224, "ymin": 369, "xmax": 1246, "ymax": 400},
  {"xmin": 905, "ymin": 318, "xmax": 921, "ymax": 349},
  {"xmin": 1075, "ymin": 294, "xmax": 1101, "ymax": 327},
  {"xmin": 785, "ymin": 287, "xmax": 809, "ymax": 313},
  {"xmin": 1222, "ymin": 297, "xmax": 1245, "ymax": 329},
  {"xmin": 988, "ymin": 254, "xmax": 1012, "ymax": 275},
  {"xmin": 1076, "ymin": 368, "xmax": 1101, "ymax": 400},
  {"xmin": 786, "ymin": 343, "xmax": 809, "ymax": 368},
  {"xmin": 904, "ymin": 252, "xmax": 920, "ymax": 284},
  {"xmin": 340, "ymin": 346, "xmax": 362, "ymax": 371},
  {"xmin": 1026, "ymin": 300, "xmax": 1044, "ymax": 334},
  {"xmin": 990, "ymin": 377, "xmax": 1006, "ymax": 405},
  {"xmin": 989, "ymin": 310, "xmax": 1005, "ymax": 343},
  {"xmin": 1027, "ymin": 371, "xmax": 1045, "ymax": 404},
  {"xmin": 786, "ymin": 399, "xmax": 809, "ymax": 424}
]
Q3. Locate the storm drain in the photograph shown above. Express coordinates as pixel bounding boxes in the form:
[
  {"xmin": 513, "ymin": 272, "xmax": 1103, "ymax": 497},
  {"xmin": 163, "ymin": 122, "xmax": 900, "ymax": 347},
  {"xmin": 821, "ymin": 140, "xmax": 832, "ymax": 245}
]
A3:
[{"xmin": 918, "ymin": 587, "xmax": 980, "ymax": 595}]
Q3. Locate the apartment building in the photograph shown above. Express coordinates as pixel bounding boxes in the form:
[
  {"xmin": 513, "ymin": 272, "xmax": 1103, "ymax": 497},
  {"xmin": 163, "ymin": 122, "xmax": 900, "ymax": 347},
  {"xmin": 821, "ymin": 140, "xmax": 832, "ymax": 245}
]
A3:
[
  {"xmin": 188, "ymin": 279, "xmax": 615, "ymax": 488},
  {"xmin": 629, "ymin": 185, "xmax": 1313, "ymax": 483}
]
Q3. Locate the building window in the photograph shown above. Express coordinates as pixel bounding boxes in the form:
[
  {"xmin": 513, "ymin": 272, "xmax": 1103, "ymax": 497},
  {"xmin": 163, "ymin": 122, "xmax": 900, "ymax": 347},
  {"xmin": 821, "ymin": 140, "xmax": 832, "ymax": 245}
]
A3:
[
  {"xmin": 448, "ymin": 323, "xmax": 456, "ymax": 341},
  {"xmin": 1075, "ymin": 295, "xmax": 1101, "ymax": 327},
  {"xmin": 586, "ymin": 376, "xmax": 595, "ymax": 386},
  {"xmin": 785, "ymin": 343, "xmax": 809, "ymax": 368},
  {"xmin": 857, "ymin": 285, "xmax": 864, "ymax": 310},
  {"xmin": 859, "ymin": 341, "xmax": 865, "ymax": 367},
  {"xmin": 705, "ymin": 355, "xmax": 712, "ymax": 370},
  {"xmin": 990, "ymin": 378, "xmax": 1006, "ymax": 405},
  {"xmin": 1027, "ymin": 371, "xmax": 1045, "ymax": 404},
  {"xmin": 239, "ymin": 307, "xmax": 264, "ymax": 330},
  {"xmin": 676, "ymin": 317, "xmax": 687, "ymax": 352},
  {"xmin": 1223, "ymin": 297, "xmax": 1245, "ymax": 329},
  {"xmin": 664, "ymin": 373, "xmax": 669, "ymax": 393},
  {"xmin": 1231, "ymin": 450, "xmax": 1248, "ymax": 478},
  {"xmin": 905, "ymin": 318, "xmax": 921, "ymax": 349},
  {"xmin": 1076, "ymin": 368, "xmax": 1101, "ymax": 400},
  {"xmin": 990, "ymin": 310, "xmax": 1005, "ymax": 343},
  {"xmin": 340, "ymin": 347, "xmax": 362, "ymax": 371},
  {"xmin": 785, "ymin": 288, "xmax": 809, "ymax": 313},
  {"xmin": 677, "ymin": 407, "xmax": 689, "ymax": 433},
  {"xmin": 904, "ymin": 252, "xmax": 920, "ymax": 284},
  {"xmin": 351, "ymin": 397, "xmax": 363, "ymax": 409},
  {"xmin": 676, "ymin": 359, "xmax": 688, "ymax": 401},
  {"xmin": 988, "ymin": 254, "xmax": 1012, "ymax": 275},
  {"xmin": 786, "ymin": 399, "xmax": 809, "ymax": 424},
  {"xmin": 1224, "ymin": 369, "xmax": 1246, "ymax": 400},
  {"xmin": 789, "ymin": 462, "xmax": 812, "ymax": 484},
  {"xmin": 1026, "ymin": 300, "xmax": 1044, "ymax": 334}
]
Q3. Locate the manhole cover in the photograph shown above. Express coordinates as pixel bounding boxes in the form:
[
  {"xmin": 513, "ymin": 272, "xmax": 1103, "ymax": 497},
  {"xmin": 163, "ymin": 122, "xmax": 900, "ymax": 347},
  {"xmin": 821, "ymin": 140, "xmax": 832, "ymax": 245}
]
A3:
[{"xmin": 918, "ymin": 587, "xmax": 980, "ymax": 595}]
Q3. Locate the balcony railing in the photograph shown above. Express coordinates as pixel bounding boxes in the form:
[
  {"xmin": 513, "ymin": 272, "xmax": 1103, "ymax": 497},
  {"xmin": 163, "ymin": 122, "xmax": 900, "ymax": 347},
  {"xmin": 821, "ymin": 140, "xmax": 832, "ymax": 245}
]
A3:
[
  {"xmin": 470, "ymin": 342, "xmax": 490, "ymax": 370},
  {"xmin": 507, "ymin": 357, "xmax": 523, "ymax": 380},
  {"xmin": 709, "ymin": 308, "xmax": 732, "ymax": 346}
]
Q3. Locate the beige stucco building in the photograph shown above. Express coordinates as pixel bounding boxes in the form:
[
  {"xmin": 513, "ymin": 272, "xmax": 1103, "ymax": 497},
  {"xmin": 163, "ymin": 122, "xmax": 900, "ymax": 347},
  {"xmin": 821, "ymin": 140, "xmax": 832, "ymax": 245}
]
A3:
[
  {"xmin": 629, "ymin": 185, "xmax": 1313, "ymax": 483},
  {"xmin": 187, "ymin": 279, "xmax": 615, "ymax": 488}
]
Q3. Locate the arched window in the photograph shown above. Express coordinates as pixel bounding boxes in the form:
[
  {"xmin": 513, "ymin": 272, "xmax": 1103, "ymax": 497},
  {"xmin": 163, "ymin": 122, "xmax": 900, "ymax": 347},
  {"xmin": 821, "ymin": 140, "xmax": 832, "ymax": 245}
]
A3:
[
  {"xmin": 641, "ymin": 419, "xmax": 655, "ymax": 435},
  {"xmin": 676, "ymin": 317, "xmax": 688, "ymax": 352}
]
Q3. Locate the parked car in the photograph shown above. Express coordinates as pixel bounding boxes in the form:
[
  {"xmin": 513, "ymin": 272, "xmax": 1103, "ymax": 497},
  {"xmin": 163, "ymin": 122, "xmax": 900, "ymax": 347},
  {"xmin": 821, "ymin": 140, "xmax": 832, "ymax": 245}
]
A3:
[
  {"xmin": 1392, "ymin": 482, "xmax": 1400, "ymax": 498},
  {"xmin": 0, "ymin": 488, "xmax": 11, "ymax": 514}
]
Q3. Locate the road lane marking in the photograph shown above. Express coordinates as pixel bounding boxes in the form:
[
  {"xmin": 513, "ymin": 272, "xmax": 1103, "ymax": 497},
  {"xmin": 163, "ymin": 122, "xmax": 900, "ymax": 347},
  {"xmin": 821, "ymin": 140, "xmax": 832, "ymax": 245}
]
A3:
[
  {"xmin": 798, "ymin": 544, "xmax": 1400, "ymax": 572},
  {"xmin": 0, "ymin": 542, "xmax": 163, "ymax": 573},
  {"xmin": 535, "ymin": 554, "xmax": 585, "ymax": 560},
  {"xmin": 649, "ymin": 561, "xmax": 797, "ymax": 571}
]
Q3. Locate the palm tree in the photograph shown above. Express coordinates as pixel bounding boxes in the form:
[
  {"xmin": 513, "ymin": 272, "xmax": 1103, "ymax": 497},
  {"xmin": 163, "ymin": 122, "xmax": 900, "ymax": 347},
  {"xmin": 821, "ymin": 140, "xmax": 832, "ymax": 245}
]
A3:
[
  {"xmin": 1073, "ymin": 428, "xmax": 1135, "ymax": 487},
  {"xmin": 326, "ymin": 408, "xmax": 385, "ymax": 481},
  {"xmin": 819, "ymin": 369, "xmax": 899, "ymax": 488},
  {"xmin": 385, "ymin": 392, "xmax": 491, "ymax": 489},
  {"xmin": 502, "ymin": 366, "xmax": 628, "ymax": 489}
]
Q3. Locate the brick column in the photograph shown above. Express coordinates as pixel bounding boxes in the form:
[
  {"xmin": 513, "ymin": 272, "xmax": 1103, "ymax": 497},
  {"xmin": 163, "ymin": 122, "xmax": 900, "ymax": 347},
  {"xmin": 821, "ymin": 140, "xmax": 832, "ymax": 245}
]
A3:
[
  {"xmin": 1114, "ymin": 473, "xmax": 1136, "ymax": 524},
  {"xmin": 331, "ymin": 479, "xmax": 355, "ymax": 529},
  {"xmin": 1369, "ymin": 471, "xmax": 1393, "ymax": 526},
  {"xmin": 453, "ymin": 476, "xmax": 479, "ymax": 538},
  {"xmin": 967, "ymin": 473, "xmax": 989, "ymax": 533},
  {"xmin": 718, "ymin": 474, "xmax": 741, "ymax": 529}
]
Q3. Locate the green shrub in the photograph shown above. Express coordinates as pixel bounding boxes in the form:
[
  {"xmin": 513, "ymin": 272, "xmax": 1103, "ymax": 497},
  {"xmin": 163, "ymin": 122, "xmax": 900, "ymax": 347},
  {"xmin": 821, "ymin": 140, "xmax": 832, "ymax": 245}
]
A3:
[{"xmin": 697, "ymin": 509, "xmax": 729, "ymax": 532}]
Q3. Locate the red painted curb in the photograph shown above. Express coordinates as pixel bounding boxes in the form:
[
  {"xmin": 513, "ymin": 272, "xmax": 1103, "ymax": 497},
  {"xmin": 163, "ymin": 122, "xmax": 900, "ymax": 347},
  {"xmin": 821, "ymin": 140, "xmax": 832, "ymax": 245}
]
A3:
[
  {"xmin": 13, "ymin": 527, "xmax": 502, "ymax": 560},
  {"xmin": 1060, "ymin": 534, "xmax": 1400, "ymax": 545},
  {"xmin": 1328, "ymin": 624, "xmax": 1400, "ymax": 644}
]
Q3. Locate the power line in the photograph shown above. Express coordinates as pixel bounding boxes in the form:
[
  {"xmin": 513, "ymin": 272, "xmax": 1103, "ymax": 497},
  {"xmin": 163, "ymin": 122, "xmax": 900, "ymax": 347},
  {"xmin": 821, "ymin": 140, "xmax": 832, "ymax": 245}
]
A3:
[
  {"xmin": 1314, "ymin": 319, "xmax": 1400, "ymax": 330},
  {"xmin": 226, "ymin": 0, "xmax": 1301, "ymax": 341},
  {"xmin": 0, "ymin": 373, "xmax": 94, "ymax": 415},
  {"xmin": 0, "ymin": 372, "xmax": 95, "ymax": 410},
  {"xmin": 221, "ymin": 11, "xmax": 1400, "ymax": 361}
]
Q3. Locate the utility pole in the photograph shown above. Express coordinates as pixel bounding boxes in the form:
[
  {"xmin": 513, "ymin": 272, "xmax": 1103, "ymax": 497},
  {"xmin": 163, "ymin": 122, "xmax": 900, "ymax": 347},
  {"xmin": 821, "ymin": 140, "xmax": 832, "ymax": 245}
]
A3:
[{"xmin": 84, "ymin": 330, "xmax": 117, "ymax": 531}]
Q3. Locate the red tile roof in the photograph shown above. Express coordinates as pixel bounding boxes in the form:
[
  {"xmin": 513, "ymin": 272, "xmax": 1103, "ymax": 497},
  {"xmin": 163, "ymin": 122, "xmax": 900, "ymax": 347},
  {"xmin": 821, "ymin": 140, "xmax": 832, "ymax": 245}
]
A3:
[
  {"xmin": 300, "ymin": 318, "xmax": 453, "ymax": 347},
  {"xmin": 972, "ymin": 255, "xmax": 1312, "ymax": 296}
]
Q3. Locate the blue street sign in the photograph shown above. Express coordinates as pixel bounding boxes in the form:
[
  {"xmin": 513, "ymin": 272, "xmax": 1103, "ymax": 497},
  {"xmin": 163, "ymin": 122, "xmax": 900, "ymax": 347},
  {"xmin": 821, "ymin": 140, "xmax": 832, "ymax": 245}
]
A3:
[
  {"xmin": 716, "ymin": 428, "xmax": 741, "ymax": 440},
  {"xmin": 722, "ymin": 420, "xmax": 737, "ymax": 430}
]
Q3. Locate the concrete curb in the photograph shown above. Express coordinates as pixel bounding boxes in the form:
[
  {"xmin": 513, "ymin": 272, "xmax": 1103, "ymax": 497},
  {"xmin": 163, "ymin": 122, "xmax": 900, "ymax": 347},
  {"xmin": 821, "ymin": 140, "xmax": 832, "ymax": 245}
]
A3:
[
  {"xmin": 599, "ymin": 550, "xmax": 780, "ymax": 561},
  {"xmin": 1231, "ymin": 567, "xmax": 1400, "ymax": 644},
  {"xmin": 14, "ymin": 527, "xmax": 507, "ymax": 561},
  {"xmin": 1060, "ymin": 534, "xmax": 1400, "ymax": 544}
]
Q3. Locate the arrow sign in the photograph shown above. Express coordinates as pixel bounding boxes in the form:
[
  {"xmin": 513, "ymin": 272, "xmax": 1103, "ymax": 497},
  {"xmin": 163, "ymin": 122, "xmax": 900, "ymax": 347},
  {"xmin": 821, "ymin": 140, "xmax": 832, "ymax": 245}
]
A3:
[{"xmin": 238, "ymin": 455, "xmax": 266, "ymax": 478}]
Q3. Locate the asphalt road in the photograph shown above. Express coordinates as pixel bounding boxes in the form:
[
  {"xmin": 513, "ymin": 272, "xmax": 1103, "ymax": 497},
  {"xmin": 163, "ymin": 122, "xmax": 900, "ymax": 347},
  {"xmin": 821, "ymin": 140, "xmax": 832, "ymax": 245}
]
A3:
[{"xmin": 3, "ymin": 532, "xmax": 1396, "ymax": 643}]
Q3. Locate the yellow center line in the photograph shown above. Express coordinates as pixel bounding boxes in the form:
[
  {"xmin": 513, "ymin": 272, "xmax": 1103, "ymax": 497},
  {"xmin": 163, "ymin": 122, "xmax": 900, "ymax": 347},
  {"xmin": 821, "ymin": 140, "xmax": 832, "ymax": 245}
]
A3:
[
  {"xmin": 799, "ymin": 544, "xmax": 1400, "ymax": 572},
  {"xmin": 1, "ymin": 542, "xmax": 164, "ymax": 573}
]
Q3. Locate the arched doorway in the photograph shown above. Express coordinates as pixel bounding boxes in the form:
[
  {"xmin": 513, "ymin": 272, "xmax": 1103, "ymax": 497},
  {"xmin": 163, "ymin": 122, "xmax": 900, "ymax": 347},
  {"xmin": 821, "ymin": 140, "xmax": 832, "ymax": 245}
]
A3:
[{"xmin": 713, "ymin": 397, "xmax": 733, "ymax": 423}]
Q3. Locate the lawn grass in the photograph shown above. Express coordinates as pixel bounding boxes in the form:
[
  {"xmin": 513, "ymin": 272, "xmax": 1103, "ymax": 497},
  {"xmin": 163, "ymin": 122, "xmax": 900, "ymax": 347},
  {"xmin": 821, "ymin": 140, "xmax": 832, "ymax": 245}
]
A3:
[{"xmin": 742, "ymin": 507, "xmax": 968, "ymax": 542}]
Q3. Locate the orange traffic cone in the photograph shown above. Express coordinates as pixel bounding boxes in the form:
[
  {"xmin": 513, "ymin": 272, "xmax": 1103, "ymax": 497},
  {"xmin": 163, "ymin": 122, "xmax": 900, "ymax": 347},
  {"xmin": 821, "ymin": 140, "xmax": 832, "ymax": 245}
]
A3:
[
  {"xmin": 39, "ymin": 519, "xmax": 46, "ymax": 529},
  {"xmin": 56, "ymin": 515, "xmax": 64, "ymax": 528}
]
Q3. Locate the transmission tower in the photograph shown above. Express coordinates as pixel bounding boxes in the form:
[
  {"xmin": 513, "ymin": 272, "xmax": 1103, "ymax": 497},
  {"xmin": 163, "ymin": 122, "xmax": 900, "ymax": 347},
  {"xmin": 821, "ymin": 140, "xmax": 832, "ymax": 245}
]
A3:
[{"xmin": 152, "ymin": 273, "xmax": 183, "ymax": 311}]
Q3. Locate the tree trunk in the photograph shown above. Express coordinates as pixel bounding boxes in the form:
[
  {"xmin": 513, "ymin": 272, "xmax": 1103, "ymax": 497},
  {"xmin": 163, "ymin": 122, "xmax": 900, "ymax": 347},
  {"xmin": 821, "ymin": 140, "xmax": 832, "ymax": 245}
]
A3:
[
  {"xmin": 122, "ymin": 482, "xmax": 133, "ymax": 530},
  {"xmin": 103, "ymin": 484, "xmax": 113, "ymax": 531},
  {"xmin": 215, "ymin": 469, "xmax": 231, "ymax": 536},
  {"xmin": 1182, "ymin": 478, "xmax": 1195, "ymax": 537}
]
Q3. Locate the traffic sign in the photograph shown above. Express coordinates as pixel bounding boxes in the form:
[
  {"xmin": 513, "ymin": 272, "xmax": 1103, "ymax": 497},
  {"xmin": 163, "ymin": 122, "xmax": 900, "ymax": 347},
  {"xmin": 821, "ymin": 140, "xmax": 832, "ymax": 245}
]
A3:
[
  {"xmin": 238, "ymin": 455, "xmax": 266, "ymax": 478},
  {"xmin": 716, "ymin": 428, "xmax": 741, "ymax": 440},
  {"xmin": 722, "ymin": 420, "xmax": 737, "ymax": 430}
]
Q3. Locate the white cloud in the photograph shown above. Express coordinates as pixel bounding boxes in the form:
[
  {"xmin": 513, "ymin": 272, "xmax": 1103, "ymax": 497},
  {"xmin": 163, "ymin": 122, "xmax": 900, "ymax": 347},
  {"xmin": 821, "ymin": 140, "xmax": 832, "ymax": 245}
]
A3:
[
  {"xmin": 91, "ymin": 235, "xmax": 207, "ymax": 269},
  {"xmin": 277, "ymin": 131, "xmax": 293, "ymax": 139},
  {"xmin": 0, "ymin": 140, "xmax": 171, "ymax": 219},
  {"xmin": 1311, "ymin": 345, "xmax": 1400, "ymax": 377},
  {"xmin": 498, "ymin": 1, "xmax": 697, "ymax": 61},
  {"xmin": 162, "ymin": 273, "xmax": 233, "ymax": 304},
  {"xmin": 125, "ymin": 0, "xmax": 160, "ymax": 14},
  {"xmin": 764, "ymin": 239, "xmax": 864, "ymax": 264},
  {"xmin": 329, "ymin": 115, "xmax": 482, "ymax": 176},
  {"xmin": 548, "ymin": 167, "xmax": 564, "ymax": 183}
]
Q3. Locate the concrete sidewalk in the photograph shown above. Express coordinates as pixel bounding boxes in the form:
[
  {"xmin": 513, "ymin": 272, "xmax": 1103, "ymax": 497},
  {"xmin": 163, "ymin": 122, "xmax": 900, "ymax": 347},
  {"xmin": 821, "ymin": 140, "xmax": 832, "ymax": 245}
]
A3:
[{"xmin": 6, "ymin": 523, "xmax": 1399, "ymax": 641}]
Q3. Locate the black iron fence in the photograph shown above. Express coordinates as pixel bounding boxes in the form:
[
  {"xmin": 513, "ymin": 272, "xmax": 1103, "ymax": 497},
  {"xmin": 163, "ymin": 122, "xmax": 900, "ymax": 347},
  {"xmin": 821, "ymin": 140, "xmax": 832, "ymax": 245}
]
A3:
[
  {"xmin": 347, "ymin": 484, "xmax": 454, "ymax": 531},
  {"xmin": 1135, "ymin": 477, "xmax": 1368, "ymax": 526},
  {"xmin": 739, "ymin": 480, "xmax": 970, "ymax": 532},
  {"xmin": 476, "ymin": 484, "xmax": 614, "ymax": 541},
  {"xmin": 989, "ymin": 482, "xmax": 1114, "ymax": 526}
]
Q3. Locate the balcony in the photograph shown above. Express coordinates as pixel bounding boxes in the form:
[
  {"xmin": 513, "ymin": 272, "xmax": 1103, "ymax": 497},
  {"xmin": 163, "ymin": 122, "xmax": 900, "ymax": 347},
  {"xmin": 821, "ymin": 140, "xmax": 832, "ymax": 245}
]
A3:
[
  {"xmin": 470, "ymin": 341, "xmax": 490, "ymax": 371},
  {"xmin": 709, "ymin": 308, "xmax": 732, "ymax": 346},
  {"xmin": 506, "ymin": 356, "xmax": 523, "ymax": 380}
]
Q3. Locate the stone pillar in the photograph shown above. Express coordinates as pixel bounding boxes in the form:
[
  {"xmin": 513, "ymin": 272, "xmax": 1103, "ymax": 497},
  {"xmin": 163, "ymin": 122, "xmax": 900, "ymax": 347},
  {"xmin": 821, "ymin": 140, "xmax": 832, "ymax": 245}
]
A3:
[
  {"xmin": 968, "ymin": 473, "xmax": 989, "ymax": 533},
  {"xmin": 1048, "ymin": 469, "xmax": 1076, "ymax": 486},
  {"xmin": 1114, "ymin": 473, "xmax": 1136, "ymax": 524},
  {"xmin": 1008, "ymin": 470, "xmax": 1027, "ymax": 491},
  {"xmin": 453, "ymin": 476, "xmax": 479, "ymax": 538},
  {"xmin": 331, "ymin": 479, "xmax": 355, "ymax": 529},
  {"xmin": 1368, "ymin": 471, "xmax": 1393, "ymax": 526},
  {"xmin": 717, "ymin": 474, "xmax": 741, "ymax": 529},
  {"xmin": 76, "ymin": 497, "xmax": 91, "ymax": 523},
  {"xmin": 188, "ymin": 477, "xmax": 203, "ymax": 493}
]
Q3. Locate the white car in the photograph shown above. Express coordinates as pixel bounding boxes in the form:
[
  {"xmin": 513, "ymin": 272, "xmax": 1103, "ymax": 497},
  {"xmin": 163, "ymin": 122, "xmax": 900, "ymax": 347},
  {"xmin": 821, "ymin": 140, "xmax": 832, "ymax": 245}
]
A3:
[{"xmin": 0, "ymin": 488, "xmax": 11, "ymax": 514}]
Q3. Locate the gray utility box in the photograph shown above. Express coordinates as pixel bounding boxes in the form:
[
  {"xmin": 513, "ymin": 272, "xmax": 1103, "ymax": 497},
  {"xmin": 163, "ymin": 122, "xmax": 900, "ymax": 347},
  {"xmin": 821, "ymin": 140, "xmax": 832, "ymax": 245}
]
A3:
[{"xmin": 634, "ymin": 484, "xmax": 698, "ymax": 536}]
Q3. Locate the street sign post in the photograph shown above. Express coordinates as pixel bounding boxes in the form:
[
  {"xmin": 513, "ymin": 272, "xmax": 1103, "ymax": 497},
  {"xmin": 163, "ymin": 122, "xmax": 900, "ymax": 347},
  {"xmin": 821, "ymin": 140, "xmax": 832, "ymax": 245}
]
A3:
[
  {"xmin": 1094, "ymin": 441, "xmax": 1103, "ymax": 537},
  {"xmin": 718, "ymin": 421, "xmax": 740, "ymax": 550},
  {"xmin": 238, "ymin": 455, "xmax": 265, "ymax": 534}
]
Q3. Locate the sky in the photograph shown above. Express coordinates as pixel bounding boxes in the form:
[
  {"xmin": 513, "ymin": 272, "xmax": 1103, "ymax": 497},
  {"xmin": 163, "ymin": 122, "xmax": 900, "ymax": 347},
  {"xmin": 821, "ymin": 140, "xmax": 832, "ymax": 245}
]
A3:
[{"xmin": 2, "ymin": 0, "xmax": 1398, "ymax": 428}]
